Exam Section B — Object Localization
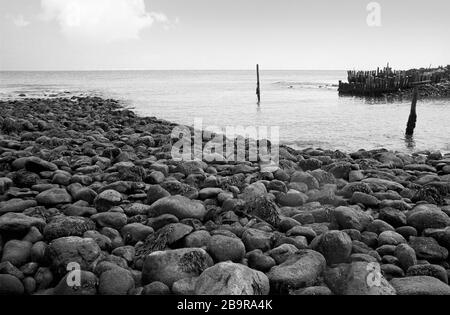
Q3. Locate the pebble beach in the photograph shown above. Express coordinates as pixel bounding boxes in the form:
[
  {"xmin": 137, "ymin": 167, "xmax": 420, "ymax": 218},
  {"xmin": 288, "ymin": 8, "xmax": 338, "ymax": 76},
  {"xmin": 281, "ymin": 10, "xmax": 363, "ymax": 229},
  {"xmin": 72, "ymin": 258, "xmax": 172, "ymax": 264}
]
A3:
[{"xmin": 1, "ymin": 96, "xmax": 450, "ymax": 295}]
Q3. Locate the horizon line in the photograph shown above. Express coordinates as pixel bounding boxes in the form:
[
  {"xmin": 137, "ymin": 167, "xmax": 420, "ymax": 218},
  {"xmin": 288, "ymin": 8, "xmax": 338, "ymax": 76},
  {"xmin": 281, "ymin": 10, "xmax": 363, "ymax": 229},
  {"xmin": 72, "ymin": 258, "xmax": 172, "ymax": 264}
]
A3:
[
  {"xmin": 0, "ymin": 68, "xmax": 349, "ymax": 72},
  {"xmin": 1, "ymin": 64, "xmax": 448, "ymax": 72}
]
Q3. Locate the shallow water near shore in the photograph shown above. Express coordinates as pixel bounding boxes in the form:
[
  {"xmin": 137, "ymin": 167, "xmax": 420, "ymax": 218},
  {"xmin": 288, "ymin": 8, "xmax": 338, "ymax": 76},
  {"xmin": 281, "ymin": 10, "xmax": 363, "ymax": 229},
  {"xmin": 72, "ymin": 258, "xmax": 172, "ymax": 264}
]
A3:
[{"xmin": 1, "ymin": 70, "xmax": 449, "ymax": 153}]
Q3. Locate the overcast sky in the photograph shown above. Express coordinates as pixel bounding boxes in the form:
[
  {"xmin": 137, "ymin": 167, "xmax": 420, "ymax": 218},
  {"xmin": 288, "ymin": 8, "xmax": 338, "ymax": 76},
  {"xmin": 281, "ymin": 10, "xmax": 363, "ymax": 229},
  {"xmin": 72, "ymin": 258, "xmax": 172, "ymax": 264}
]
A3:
[{"xmin": 0, "ymin": 0, "xmax": 449, "ymax": 70}]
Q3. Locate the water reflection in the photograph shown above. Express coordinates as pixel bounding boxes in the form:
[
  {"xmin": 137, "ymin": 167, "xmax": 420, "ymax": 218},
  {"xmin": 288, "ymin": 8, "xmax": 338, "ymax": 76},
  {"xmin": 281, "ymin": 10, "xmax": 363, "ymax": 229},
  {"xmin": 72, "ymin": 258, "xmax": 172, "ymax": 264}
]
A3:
[
  {"xmin": 339, "ymin": 95, "xmax": 408, "ymax": 105},
  {"xmin": 404, "ymin": 135, "xmax": 416, "ymax": 150}
]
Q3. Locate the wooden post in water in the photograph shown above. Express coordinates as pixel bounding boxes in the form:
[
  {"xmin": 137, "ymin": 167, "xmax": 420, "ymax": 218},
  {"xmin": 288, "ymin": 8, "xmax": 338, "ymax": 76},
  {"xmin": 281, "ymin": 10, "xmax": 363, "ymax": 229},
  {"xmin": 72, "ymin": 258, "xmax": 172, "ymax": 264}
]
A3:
[
  {"xmin": 256, "ymin": 64, "xmax": 261, "ymax": 104},
  {"xmin": 406, "ymin": 88, "xmax": 418, "ymax": 137}
]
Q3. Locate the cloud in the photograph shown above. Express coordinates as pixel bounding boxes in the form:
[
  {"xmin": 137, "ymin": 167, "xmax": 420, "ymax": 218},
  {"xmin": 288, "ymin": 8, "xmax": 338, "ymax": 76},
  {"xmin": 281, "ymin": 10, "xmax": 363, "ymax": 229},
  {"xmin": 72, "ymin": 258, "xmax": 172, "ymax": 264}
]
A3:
[
  {"xmin": 40, "ymin": 0, "xmax": 169, "ymax": 43},
  {"xmin": 11, "ymin": 15, "xmax": 31, "ymax": 27}
]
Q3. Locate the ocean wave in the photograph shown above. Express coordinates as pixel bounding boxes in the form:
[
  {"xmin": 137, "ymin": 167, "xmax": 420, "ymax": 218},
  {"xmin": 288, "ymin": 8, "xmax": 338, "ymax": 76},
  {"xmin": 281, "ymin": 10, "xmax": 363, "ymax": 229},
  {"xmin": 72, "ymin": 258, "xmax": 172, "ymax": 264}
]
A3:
[{"xmin": 0, "ymin": 89, "xmax": 102, "ymax": 100}]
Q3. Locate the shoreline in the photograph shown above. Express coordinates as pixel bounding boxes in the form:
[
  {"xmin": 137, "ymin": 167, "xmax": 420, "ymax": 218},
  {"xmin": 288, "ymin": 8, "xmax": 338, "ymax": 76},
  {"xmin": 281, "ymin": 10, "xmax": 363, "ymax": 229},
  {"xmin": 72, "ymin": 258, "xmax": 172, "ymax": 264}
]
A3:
[{"xmin": 1, "ymin": 96, "xmax": 450, "ymax": 295}]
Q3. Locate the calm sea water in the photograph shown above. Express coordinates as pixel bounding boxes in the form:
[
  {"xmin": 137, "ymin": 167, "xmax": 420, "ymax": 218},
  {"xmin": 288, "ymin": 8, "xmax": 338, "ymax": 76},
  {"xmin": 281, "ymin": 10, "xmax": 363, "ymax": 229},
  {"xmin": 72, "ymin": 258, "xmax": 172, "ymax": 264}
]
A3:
[{"xmin": 1, "ymin": 70, "xmax": 449, "ymax": 153}]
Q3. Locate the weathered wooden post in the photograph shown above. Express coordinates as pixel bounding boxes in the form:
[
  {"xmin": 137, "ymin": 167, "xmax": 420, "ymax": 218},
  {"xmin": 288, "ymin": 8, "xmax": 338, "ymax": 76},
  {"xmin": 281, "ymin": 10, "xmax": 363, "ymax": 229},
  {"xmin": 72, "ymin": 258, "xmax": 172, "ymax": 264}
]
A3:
[
  {"xmin": 406, "ymin": 88, "xmax": 418, "ymax": 137},
  {"xmin": 256, "ymin": 64, "xmax": 261, "ymax": 104}
]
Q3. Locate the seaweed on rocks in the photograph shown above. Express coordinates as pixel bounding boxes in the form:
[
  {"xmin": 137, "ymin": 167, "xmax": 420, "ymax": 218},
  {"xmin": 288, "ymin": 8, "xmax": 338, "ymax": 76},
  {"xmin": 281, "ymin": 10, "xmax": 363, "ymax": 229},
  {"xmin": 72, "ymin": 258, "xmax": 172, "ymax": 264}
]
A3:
[
  {"xmin": 178, "ymin": 250, "xmax": 211, "ymax": 274},
  {"xmin": 244, "ymin": 195, "xmax": 281, "ymax": 228},
  {"xmin": 134, "ymin": 224, "xmax": 175, "ymax": 266},
  {"xmin": 413, "ymin": 185, "xmax": 446, "ymax": 205}
]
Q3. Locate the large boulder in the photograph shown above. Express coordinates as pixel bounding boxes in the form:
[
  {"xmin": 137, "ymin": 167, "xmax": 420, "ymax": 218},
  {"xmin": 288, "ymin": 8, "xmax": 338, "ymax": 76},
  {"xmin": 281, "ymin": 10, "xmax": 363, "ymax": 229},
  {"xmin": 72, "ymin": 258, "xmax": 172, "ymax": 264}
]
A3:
[
  {"xmin": 390, "ymin": 276, "xmax": 450, "ymax": 295},
  {"xmin": 423, "ymin": 227, "xmax": 450, "ymax": 249},
  {"xmin": 134, "ymin": 223, "xmax": 194, "ymax": 267},
  {"xmin": 94, "ymin": 190, "xmax": 123, "ymax": 212},
  {"xmin": 46, "ymin": 237, "xmax": 102, "ymax": 277},
  {"xmin": 148, "ymin": 196, "xmax": 206, "ymax": 221},
  {"xmin": 22, "ymin": 157, "xmax": 58, "ymax": 173},
  {"xmin": 267, "ymin": 244, "xmax": 299, "ymax": 265},
  {"xmin": 241, "ymin": 228, "xmax": 273, "ymax": 252},
  {"xmin": 331, "ymin": 206, "xmax": 373, "ymax": 231},
  {"xmin": 0, "ymin": 213, "xmax": 45, "ymax": 234},
  {"xmin": 36, "ymin": 188, "xmax": 72, "ymax": 206},
  {"xmin": 194, "ymin": 262, "xmax": 270, "ymax": 295},
  {"xmin": 378, "ymin": 231, "xmax": 406, "ymax": 246},
  {"xmin": 406, "ymin": 265, "xmax": 448, "ymax": 284},
  {"xmin": 206, "ymin": 235, "xmax": 246, "ymax": 263},
  {"xmin": 406, "ymin": 204, "xmax": 450, "ymax": 232},
  {"xmin": 311, "ymin": 231, "xmax": 352, "ymax": 265},
  {"xmin": 244, "ymin": 195, "xmax": 281, "ymax": 227},
  {"xmin": 161, "ymin": 181, "xmax": 198, "ymax": 199},
  {"xmin": 374, "ymin": 152, "xmax": 404, "ymax": 168},
  {"xmin": 340, "ymin": 182, "xmax": 373, "ymax": 198},
  {"xmin": 13, "ymin": 170, "xmax": 40, "ymax": 188},
  {"xmin": 350, "ymin": 192, "xmax": 380, "ymax": 208},
  {"xmin": 241, "ymin": 182, "xmax": 267, "ymax": 202},
  {"xmin": 408, "ymin": 237, "xmax": 448, "ymax": 261},
  {"xmin": 0, "ymin": 274, "xmax": 24, "ymax": 295},
  {"xmin": 98, "ymin": 267, "xmax": 134, "ymax": 295},
  {"xmin": 324, "ymin": 262, "xmax": 396, "ymax": 295},
  {"xmin": 146, "ymin": 185, "xmax": 170, "ymax": 205},
  {"xmin": 361, "ymin": 178, "xmax": 404, "ymax": 192},
  {"xmin": 43, "ymin": 216, "xmax": 96, "ymax": 241},
  {"xmin": 394, "ymin": 244, "xmax": 417, "ymax": 271},
  {"xmin": 1, "ymin": 240, "xmax": 32, "ymax": 266},
  {"xmin": 142, "ymin": 248, "xmax": 213, "ymax": 287},
  {"xmin": 266, "ymin": 249, "xmax": 326, "ymax": 293},
  {"xmin": 0, "ymin": 199, "xmax": 37, "ymax": 214},
  {"xmin": 379, "ymin": 207, "xmax": 407, "ymax": 228},
  {"xmin": 0, "ymin": 177, "xmax": 13, "ymax": 194},
  {"xmin": 277, "ymin": 190, "xmax": 308, "ymax": 207},
  {"xmin": 120, "ymin": 223, "xmax": 154, "ymax": 245},
  {"xmin": 290, "ymin": 171, "xmax": 319, "ymax": 190},
  {"xmin": 91, "ymin": 212, "xmax": 128, "ymax": 230},
  {"xmin": 54, "ymin": 271, "xmax": 98, "ymax": 295}
]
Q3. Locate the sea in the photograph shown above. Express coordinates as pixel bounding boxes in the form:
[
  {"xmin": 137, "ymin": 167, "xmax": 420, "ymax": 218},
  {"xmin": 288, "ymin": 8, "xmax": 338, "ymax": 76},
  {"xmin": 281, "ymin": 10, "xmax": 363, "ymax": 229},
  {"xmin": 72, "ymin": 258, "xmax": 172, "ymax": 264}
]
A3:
[{"xmin": 1, "ymin": 70, "xmax": 449, "ymax": 153}]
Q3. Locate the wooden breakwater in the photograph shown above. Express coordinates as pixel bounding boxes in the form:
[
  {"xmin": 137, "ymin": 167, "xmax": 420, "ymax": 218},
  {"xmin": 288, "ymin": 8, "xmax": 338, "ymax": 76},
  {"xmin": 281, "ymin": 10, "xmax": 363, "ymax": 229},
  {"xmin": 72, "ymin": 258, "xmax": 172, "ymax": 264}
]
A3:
[{"xmin": 338, "ymin": 65, "xmax": 448, "ymax": 96}]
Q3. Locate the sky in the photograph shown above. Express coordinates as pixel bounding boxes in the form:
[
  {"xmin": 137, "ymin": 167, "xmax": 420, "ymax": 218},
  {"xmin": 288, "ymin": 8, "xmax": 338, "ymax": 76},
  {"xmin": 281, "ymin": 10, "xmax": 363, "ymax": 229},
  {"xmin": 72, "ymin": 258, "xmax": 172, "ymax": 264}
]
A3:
[{"xmin": 0, "ymin": 0, "xmax": 449, "ymax": 70}]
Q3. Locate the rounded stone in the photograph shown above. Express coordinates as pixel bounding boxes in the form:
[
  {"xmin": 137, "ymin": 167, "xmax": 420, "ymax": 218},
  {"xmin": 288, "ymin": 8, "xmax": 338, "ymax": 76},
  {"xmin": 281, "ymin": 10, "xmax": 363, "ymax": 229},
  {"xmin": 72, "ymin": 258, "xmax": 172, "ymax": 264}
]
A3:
[
  {"xmin": 95, "ymin": 190, "xmax": 123, "ymax": 212},
  {"xmin": 46, "ymin": 236, "xmax": 102, "ymax": 277},
  {"xmin": 1, "ymin": 240, "xmax": 32, "ymax": 267},
  {"xmin": 394, "ymin": 243, "xmax": 417, "ymax": 271},
  {"xmin": 378, "ymin": 231, "xmax": 407, "ymax": 246},
  {"xmin": 241, "ymin": 228, "xmax": 273, "ymax": 252},
  {"xmin": 36, "ymin": 188, "xmax": 72, "ymax": 206},
  {"xmin": 407, "ymin": 204, "xmax": 450, "ymax": 232},
  {"xmin": 0, "ymin": 213, "xmax": 45, "ymax": 234},
  {"xmin": 311, "ymin": 231, "xmax": 352, "ymax": 265},
  {"xmin": 247, "ymin": 250, "xmax": 276, "ymax": 272},
  {"xmin": 267, "ymin": 249, "xmax": 326, "ymax": 294},
  {"xmin": 148, "ymin": 195, "xmax": 206, "ymax": 221},
  {"xmin": 207, "ymin": 235, "xmax": 246, "ymax": 263},
  {"xmin": 0, "ymin": 274, "xmax": 24, "ymax": 295},
  {"xmin": 91, "ymin": 212, "xmax": 128, "ymax": 230},
  {"xmin": 142, "ymin": 248, "xmax": 213, "ymax": 287},
  {"xmin": 120, "ymin": 223, "xmax": 154, "ymax": 245},
  {"xmin": 194, "ymin": 262, "xmax": 270, "ymax": 295},
  {"xmin": 43, "ymin": 216, "xmax": 96, "ymax": 241},
  {"xmin": 407, "ymin": 264, "xmax": 448, "ymax": 284},
  {"xmin": 390, "ymin": 276, "xmax": 450, "ymax": 295},
  {"xmin": 54, "ymin": 271, "xmax": 98, "ymax": 295},
  {"xmin": 142, "ymin": 281, "xmax": 171, "ymax": 295},
  {"xmin": 99, "ymin": 268, "xmax": 135, "ymax": 295},
  {"xmin": 182, "ymin": 230, "xmax": 211, "ymax": 248}
]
